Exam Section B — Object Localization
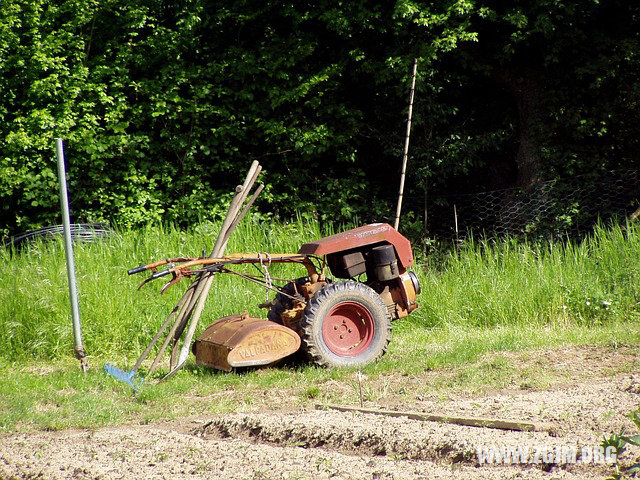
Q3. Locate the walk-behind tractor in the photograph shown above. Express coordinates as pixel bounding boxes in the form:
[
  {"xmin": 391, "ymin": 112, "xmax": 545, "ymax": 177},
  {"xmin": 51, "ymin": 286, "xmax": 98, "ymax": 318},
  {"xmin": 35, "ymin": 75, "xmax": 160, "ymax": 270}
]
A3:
[
  {"xmin": 130, "ymin": 223, "xmax": 420, "ymax": 372},
  {"xmin": 104, "ymin": 163, "xmax": 420, "ymax": 389}
]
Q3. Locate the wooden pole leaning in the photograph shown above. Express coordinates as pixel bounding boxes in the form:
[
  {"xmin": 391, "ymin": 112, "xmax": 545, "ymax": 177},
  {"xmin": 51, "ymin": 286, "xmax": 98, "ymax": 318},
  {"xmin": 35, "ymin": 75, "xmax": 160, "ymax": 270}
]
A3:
[
  {"xmin": 147, "ymin": 282, "xmax": 197, "ymax": 375},
  {"xmin": 168, "ymin": 162, "xmax": 261, "ymax": 370},
  {"xmin": 220, "ymin": 183, "xmax": 264, "ymax": 253},
  {"xmin": 138, "ymin": 161, "xmax": 262, "ymax": 378},
  {"xmin": 167, "ymin": 182, "xmax": 248, "ymax": 370},
  {"xmin": 162, "ymin": 162, "xmax": 262, "ymax": 379},
  {"xmin": 132, "ymin": 280, "xmax": 197, "ymax": 374},
  {"xmin": 394, "ymin": 58, "xmax": 418, "ymax": 231}
]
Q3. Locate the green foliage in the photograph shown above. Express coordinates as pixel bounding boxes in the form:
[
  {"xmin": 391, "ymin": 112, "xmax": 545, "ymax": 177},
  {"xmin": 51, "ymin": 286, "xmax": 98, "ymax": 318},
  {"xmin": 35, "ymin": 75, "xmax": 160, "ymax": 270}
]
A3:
[
  {"xmin": 602, "ymin": 431, "xmax": 627, "ymax": 458},
  {"xmin": 0, "ymin": 0, "xmax": 479, "ymax": 236},
  {"xmin": 603, "ymin": 408, "xmax": 640, "ymax": 479},
  {"xmin": 1, "ymin": 1, "xmax": 638, "ymax": 240}
]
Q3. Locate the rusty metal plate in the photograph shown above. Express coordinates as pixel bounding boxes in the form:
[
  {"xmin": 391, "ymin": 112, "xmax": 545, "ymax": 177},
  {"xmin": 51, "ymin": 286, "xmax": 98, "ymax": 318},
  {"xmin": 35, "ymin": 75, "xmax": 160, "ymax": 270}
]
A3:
[
  {"xmin": 298, "ymin": 223, "xmax": 414, "ymax": 269},
  {"xmin": 193, "ymin": 314, "xmax": 301, "ymax": 372}
]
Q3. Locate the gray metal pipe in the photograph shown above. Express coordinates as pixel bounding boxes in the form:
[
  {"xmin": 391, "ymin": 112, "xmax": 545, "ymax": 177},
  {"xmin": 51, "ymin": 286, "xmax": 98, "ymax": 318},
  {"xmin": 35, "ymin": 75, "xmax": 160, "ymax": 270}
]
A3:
[{"xmin": 55, "ymin": 138, "xmax": 87, "ymax": 371}]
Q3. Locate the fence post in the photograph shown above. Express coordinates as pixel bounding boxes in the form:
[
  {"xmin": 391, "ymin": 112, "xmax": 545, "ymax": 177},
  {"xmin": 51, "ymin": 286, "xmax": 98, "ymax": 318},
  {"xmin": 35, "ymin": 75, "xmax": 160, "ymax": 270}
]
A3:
[
  {"xmin": 423, "ymin": 184, "xmax": 428, "ymax": 236},
  {"xmin": 56, "ymin": 138, "xmax": 88, "ymax": 372},
  {"xmin": 454, "ymin": 204, "xmax": 460, "ymax": 255},
  {"xmin": 394, "ymin": 58, "xmax": 418, "ymax": 230}
]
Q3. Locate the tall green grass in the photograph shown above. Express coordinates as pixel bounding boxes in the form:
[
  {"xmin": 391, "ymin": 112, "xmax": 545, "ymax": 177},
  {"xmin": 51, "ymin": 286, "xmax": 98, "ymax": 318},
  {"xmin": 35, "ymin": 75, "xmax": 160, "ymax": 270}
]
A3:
[
  {"xmin": 0, "ymin": 218, "xmax": 336, "ymax": 361},
  {"xmin": 408, "ymin": 222, "xmax": 640, "ymax": 331},
  {"xmin": 1, "ymin": 219, "xmax": 639, "ymax": 363}
]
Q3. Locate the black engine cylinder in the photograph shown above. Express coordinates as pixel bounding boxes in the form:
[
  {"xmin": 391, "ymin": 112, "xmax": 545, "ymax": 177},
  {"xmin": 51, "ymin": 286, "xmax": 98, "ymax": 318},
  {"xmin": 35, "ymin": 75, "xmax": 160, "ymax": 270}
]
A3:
[{"xmin": 369, "ymin": 244, "xmax": 399, "ymax": 281}]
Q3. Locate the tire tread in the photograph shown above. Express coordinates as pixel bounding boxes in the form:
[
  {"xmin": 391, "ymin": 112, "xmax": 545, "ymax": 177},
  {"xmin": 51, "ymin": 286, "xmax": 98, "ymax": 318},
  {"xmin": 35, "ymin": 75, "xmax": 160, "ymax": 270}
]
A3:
[{"xmin": 300, "ymin": 280, "xmax": 392, "ymax": 368}]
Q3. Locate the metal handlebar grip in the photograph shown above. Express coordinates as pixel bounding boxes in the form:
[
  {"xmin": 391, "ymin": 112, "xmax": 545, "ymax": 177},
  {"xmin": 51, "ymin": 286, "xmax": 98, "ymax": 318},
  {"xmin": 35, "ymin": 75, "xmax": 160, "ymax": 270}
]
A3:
[
  {"xmin": 127, "ymin": 265, "xmax": 147, "ymax": 275},
  {"xmin": 151, "ymin": 269, "xmax": 171, "ymax": 279}
]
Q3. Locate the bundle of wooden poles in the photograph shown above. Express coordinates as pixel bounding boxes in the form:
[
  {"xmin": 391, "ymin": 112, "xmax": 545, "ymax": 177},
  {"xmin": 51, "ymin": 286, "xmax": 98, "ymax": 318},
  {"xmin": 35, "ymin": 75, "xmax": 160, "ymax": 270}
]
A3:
[{"xmin": 132, "ymin": 161, "xmax": 264, "ymax": 380}]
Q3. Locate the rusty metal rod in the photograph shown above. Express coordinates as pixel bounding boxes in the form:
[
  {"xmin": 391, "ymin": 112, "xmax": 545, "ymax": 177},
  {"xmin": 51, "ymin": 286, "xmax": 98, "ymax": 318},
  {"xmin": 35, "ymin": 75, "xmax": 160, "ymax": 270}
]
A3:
[
  {"xmin": 154, "ymin": 255, "xmax": 316, "ymax": 295},
  {"xmin": 128, "ymin": 258, "xmax": 192, "ymax": 275},
  {"xmin": 220, "ymin": 268, "xmax": 301, "ymax": 299},
  {"xmin": 151, "ymin": 254, "xmax": 309, "ymax": 278}
]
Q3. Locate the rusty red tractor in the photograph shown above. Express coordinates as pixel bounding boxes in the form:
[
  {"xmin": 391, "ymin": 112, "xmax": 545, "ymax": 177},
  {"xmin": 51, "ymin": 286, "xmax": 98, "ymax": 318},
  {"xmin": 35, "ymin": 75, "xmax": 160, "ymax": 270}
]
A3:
[{"xmin": 127, "ymin": 223, "xmax": 420, "ymax": 373}]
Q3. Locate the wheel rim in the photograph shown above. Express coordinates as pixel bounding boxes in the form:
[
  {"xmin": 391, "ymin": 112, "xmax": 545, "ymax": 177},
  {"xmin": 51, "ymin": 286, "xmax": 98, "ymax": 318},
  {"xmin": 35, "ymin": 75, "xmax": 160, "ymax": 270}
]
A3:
[{"xmin": 321, "ymin": 301, "xmax": 375, "ymax": 357}]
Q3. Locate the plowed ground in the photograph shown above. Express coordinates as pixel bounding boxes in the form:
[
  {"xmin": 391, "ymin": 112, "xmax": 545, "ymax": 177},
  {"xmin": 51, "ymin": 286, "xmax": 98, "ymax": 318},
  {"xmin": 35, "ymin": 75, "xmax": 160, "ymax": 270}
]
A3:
[{"xmin": 2, "ymin": 346, "xmax": 640, "ymax": 480}]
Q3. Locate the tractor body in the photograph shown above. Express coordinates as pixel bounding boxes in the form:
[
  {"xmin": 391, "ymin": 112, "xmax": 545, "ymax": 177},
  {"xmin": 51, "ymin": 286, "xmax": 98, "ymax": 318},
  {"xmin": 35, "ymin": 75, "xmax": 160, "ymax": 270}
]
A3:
[
  {"xmin": 114, "ymin": 164, "xmax": 423, "ymax": 386},
  {"xmin": 193, "ymin": 223, "xmax": 420, "ymax": 370}
]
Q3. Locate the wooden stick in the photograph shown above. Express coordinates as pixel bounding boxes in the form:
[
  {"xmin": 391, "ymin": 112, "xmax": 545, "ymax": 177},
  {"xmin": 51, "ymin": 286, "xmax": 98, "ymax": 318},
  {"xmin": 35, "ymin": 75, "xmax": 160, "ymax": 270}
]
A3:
[
  {"xmin": 172, "ymin": 163, "xmax": 260, "ymax": 348},
  {"xmin": 172, "ymin": 181, "xmax": 259, "ymax": 364},
  {"xmin": 135, "ymin": 161, "xmax": 261, "ymax": 375},
  {"xmin": 163, "ymin": 162, "xmax": 262, "ymax": 379},
  {"xmin": 210, "ymin": 161, "xmax": 260, "ymax": 257},
  {"xmin": 148, "ymin": 282, "xmax": 197, "ymax": 375},
  {"xmin": 316, "ymin": 404, "xmax": 555, "ymax": 433},
  {"xmin": 220, "ymin": 184, "xmax": 264, "ymax": 252},
  {"xmin": 131, "ymin": 280, "xmax": 195, "ymax": 373},
  {"xmin": 393, "ymin": 58, "xmax": 418, "ymax": 230},
  {"xmin": 166, "ymin": 167, "xmax": 258, "ymax": 369}
]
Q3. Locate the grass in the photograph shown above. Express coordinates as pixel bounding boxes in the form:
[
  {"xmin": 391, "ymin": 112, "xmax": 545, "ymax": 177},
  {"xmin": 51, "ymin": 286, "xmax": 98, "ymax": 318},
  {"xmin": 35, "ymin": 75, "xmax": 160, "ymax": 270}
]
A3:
[
  {"xmin": 1, "ymin": 322, "xmax": 638, "ymax": 432},
  {"xmin": 0, "ymin": 217, "xmax": 335, "ymax": 360},
  {"xmin": 1, "ymin": 218, "xmax": 639, "ymax": 432},
  {"xmin": 415, "ymin": 222, "xmax": 640, "ymax": 329}
]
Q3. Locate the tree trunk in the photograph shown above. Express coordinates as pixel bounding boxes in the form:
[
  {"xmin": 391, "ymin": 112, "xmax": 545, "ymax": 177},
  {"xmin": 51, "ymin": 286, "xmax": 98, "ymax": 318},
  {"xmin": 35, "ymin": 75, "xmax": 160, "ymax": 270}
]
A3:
[{"xmin": 498, "ymin": 69, "xmax": 543, "ymax": 191}]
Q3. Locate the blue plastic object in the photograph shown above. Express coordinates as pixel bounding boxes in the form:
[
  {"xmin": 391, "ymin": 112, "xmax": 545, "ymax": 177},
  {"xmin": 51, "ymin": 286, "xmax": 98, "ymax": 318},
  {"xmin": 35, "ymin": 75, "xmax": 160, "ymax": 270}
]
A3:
[{"xmin": 104, "ymin": 363, "xmax": 145, "ymax": 392}]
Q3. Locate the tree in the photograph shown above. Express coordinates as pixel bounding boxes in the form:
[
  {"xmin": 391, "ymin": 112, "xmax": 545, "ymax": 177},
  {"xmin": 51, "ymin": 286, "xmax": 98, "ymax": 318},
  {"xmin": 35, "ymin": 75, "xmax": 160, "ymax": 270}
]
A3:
[
  {"xmin": 1, "ymin": 0, "xmax": 638, "ymax": 238},
  {"xmin": 0, "ymin": 0, "xmax": 478, "ymax": 235},
  {"xmin": 413, "ymin": 0, "xmax": 640, "ymax": 193}
]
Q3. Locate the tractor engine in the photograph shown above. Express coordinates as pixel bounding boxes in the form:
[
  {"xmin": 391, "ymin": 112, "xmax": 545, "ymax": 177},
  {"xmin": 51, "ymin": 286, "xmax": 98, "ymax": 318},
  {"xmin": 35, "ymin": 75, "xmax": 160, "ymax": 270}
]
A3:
[{"xmin": 298, "ymin": 223, "xmax": 421, "ymax": 320}]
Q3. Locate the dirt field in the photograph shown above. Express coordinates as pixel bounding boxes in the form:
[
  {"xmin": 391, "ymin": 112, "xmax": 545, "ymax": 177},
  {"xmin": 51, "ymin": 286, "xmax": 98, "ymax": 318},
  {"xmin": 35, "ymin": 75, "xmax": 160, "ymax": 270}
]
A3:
[{"xmin": 2, "ymin": 346, "xmax": 640, "ymax": 480}]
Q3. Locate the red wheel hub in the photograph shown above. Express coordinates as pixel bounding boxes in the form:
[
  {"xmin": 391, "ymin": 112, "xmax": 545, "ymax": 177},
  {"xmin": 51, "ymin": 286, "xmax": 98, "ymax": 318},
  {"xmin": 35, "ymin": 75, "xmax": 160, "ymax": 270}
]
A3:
[{"xmin": 321, "ymin": 301, "xmax": 375, "ymax": 357}]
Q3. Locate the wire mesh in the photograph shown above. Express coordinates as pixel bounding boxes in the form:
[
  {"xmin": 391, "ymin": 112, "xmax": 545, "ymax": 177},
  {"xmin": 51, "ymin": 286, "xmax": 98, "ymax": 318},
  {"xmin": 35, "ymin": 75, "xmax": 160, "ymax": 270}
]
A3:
[
  {"xmin": 413, "ymin": 169, "xmax": 639, "ymax": 240},
  {"xmin": 3, "ymin": 223, "xmax": 114, "ymax": 247}
]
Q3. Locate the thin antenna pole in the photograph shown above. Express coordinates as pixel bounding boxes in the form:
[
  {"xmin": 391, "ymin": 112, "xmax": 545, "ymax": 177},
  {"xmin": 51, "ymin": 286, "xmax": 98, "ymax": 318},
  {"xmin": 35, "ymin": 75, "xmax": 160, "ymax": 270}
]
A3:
[
  {"xmin": 56, "ymin": 138, "xmax": 88, "ymax": 372},
  {"xmin": 454, "ymin": 204, "xmax": 460, "ymax": 256},
  {"xmin": 423, "ymin": 184, "xmax": 428, "ymax": 235},
  {"xmin": 394, "ymin": 58, "xmax": 418, "ymax": 230}
]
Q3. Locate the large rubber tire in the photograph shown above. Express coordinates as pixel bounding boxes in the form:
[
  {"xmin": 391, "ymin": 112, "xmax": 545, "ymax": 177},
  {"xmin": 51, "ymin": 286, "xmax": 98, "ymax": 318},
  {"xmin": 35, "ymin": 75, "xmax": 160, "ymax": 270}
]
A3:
[
  {"xmin": 300, "ymin": 280, "xmax": 391, "ymax": 368},
  {"xmin": 267, "ymin": 277, "xmax": 308, "ymax": 325}
]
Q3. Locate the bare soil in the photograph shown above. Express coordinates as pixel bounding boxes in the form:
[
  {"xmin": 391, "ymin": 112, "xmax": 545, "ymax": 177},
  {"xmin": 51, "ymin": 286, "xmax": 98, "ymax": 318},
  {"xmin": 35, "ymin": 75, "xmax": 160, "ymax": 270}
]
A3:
[{"xmin": 2, "ymin": 346, "xmax": 640, "ymax": 480}]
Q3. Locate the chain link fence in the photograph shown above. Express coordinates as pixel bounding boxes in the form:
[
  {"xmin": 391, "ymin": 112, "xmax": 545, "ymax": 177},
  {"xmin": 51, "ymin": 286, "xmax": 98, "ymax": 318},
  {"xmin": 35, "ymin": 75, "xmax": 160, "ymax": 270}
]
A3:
[{"xmin": 404, "ymin": 169, "xmax": 639, "ymax": 240}]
